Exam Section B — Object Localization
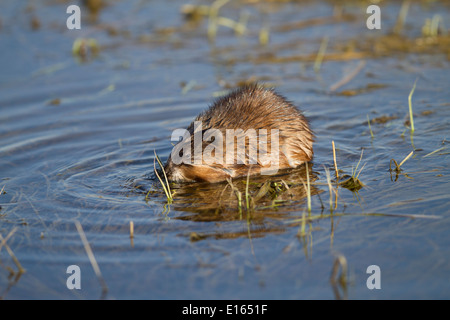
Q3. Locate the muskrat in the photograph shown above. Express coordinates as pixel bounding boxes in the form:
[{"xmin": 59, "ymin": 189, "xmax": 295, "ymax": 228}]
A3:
[{"xmin": 164, "ymin": 84, "xmax": 314, "ymax": 183}]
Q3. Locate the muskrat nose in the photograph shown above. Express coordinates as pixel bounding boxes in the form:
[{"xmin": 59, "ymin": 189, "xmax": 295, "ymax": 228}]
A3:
[
  {"xmin": 162, "ymin": 157, "xmax": 186, "ymax": 183},
  {"xmin": 163, "ymin": 159, "xmax": 174, "ymax": 180}
]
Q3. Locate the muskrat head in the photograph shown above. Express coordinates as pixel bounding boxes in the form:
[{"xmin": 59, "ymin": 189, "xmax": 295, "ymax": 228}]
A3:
[
  {"xmin": 164, "ymin": 161, "xmax": 232, "ymax": 183},
  {"xmin": 163, "ymin": 129, "xmax": 233, "ymax": 183},
  {"xmin": 164, "ymin": 155, "xmax": 232, "ymax": 184}
]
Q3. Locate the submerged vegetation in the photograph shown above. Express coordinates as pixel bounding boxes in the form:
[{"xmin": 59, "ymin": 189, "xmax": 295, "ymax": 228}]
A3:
[
  {"xmin": 338, "ymin": 148, "xmax": 366, "ymax": 192},
  {"xmin": 175, "ymin": 0, "xmax": 450, "ymax": 66},
  {"xmin": 69, "ymin": 0, "xmax": 450, "ymax": 68}
]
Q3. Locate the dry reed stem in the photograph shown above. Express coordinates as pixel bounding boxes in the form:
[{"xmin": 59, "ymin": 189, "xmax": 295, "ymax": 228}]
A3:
[
  {"xmin": 329, "ymin": 60, "xmax": 366, "ymax": 92},
  {"xmin": 332, "ymin": 141, "xmax": 339, "ymax": 180},
  {"xmin": 75, "ymin": 221, "xmax": 108, "ymax": 297},
  {"xmin": 130, "ymin": 221, "xmax": 134, "ymax": 239},
  {"xmin": 0, "ymin": 228, "xmax": 25, "ymax": 274}
]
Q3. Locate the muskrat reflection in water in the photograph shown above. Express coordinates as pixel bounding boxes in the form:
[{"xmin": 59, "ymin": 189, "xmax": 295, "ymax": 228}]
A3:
[{"xmin": 164, "ymin": 84, "xmax": 314, "ymax": 183}]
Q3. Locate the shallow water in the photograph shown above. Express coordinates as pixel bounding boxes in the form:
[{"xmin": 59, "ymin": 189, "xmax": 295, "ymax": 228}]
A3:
[{"xmin": 0, "ymin": 0, "xmax": 449, "ymax": 299}]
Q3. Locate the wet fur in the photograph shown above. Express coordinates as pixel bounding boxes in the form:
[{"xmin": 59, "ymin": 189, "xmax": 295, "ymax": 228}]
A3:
[{"xmin": 164, "ymin": 84, "xmax": 314, "ymax": 183}]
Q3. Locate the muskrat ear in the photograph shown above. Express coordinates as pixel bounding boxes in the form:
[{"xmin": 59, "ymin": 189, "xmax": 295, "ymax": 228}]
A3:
[{"xmin": 181, "ymin": 165, "xmax": 231, "ymax": 183}]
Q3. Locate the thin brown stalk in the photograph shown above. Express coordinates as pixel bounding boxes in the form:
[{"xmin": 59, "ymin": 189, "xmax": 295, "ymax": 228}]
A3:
[
  {"xmin": 129, "ymin": 221, "xmax": 134, "ymax": 239},
  {"xmin": 75, "ymin": 221, "xmax": 108, "ymax": 298},
  {"xmin": 329, "ymin": 60, "xmax": 366, "ymax": 92},
  {"xmin": 0, "ymin": 228, "xmax": 26, "ymax": 274},
  {"xmin": 332, "ymin": 140, "xmax": 339, "ymax": 180}
]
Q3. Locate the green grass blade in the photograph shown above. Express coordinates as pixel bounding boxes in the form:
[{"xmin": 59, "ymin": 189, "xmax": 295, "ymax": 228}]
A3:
[{"xmin": 408, "ymin": 78, "xmax": 418, "ymax": 133}]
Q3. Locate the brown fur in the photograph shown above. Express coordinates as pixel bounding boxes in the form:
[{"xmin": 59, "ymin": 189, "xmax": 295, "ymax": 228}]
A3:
[{"xmin": 164, "ymin": 84, "xmax": 314, "ymax": 183}]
